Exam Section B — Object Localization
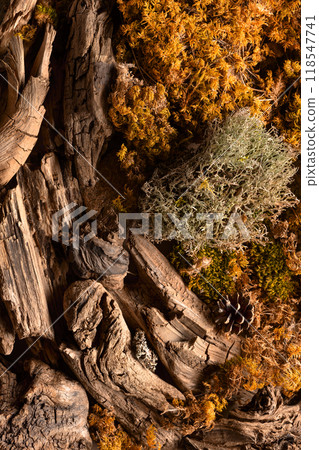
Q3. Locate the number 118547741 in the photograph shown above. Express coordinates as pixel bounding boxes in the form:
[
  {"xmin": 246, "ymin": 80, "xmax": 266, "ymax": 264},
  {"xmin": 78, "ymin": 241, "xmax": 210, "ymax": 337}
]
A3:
[{"xmin": 306, "ymin": 16, "xmax": 316, "ymax": 82}]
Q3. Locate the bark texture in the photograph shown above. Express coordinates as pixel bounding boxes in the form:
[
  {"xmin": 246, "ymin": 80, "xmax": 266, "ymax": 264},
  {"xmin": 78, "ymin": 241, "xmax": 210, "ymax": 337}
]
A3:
[
  {"xmin": 0, "ymin": 360, "xmax": 92, "ymax": 449},
  {"xmin": 63, "ymin": 0, "xmax": 115, "ymax": 193}
]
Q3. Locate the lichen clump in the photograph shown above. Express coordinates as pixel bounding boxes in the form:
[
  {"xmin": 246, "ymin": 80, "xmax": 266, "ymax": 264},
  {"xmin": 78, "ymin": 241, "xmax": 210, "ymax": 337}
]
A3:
[
  {"xmin": 140, "ymin": 113, "xmax": 297, "ymax": 253},
  {"xmin": 132, "ymin": 329, "xmax": 158, "ymax": 373}
]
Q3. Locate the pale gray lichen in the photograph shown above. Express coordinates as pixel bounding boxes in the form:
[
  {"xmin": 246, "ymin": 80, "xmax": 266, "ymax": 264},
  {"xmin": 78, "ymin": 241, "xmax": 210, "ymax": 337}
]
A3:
[
  {"xmin": 132, "ymin": 329, "xmax": 158, "ymax": 372},
  {"xmin": 139, "ymin": 111, "xmax": 298, "ymax": 254}
]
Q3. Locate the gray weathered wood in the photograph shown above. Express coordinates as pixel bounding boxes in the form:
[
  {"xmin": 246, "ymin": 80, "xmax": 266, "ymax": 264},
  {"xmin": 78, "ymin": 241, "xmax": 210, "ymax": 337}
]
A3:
[{"xmin": 0, "ymin": 360, "xmax": 92, "ymax": 449}]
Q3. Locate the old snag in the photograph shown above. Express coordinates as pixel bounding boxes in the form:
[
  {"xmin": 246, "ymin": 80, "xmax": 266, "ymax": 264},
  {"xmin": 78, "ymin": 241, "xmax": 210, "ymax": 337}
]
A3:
[
  {"xmin": 0, "ymin": 360, "xmax": 91, "ymax": 449},
  {"xmin": 0, "ymin": 0, "xmax": 300, "ymax": 449},
  {"xmin": 184, "ymin": 386, "xmax": 300, "ymax": 449}
]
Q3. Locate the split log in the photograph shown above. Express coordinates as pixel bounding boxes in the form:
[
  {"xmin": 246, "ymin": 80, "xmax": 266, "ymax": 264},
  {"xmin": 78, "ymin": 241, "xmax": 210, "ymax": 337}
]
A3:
[
  {"xmin": 0, "ymin": 24, "xmax": 56, "ymax": 187},
  {"xmin": 0, "ymin": 152, "xmax": 82, "ymax": 347},
  {"xmin": 0, "ymin": 359, "xmax": 92, "ymax": 449}
]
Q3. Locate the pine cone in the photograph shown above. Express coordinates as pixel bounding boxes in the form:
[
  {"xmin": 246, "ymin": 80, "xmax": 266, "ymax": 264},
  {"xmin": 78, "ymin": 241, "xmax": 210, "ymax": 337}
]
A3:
[{"xmin": 213, "ymin": 293, "xmax": 254, "ymax": 335}]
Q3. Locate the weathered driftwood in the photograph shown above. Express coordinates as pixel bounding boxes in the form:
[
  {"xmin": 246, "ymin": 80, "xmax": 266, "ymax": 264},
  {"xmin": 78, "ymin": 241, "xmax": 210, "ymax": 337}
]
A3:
[
  {"xmin": 113, "ymin": 234, "xmax": 241, "ymax": 392},
  {"xmin": 61, "ymin": 279, "xmax": 184, "ymax": 448},
  {"xmin": 0, "ymin": 152, "xmax": 81, "ymax": 345},
  {"xmin": 183, "ymin": 387, "xmax": 300, "ymax": 449},
  {"xmin": 0, "ymin": 142, "xmax": 130, "ymax": 347},
  {"xmin": 67, "ymin": 236, "xmax": 130, "ymax": 290},
  {"xmin": 0, "ymin": 182, "xmax": 55, "ymax": 341},
  {"xmin": 0, "ymin": 359, "xmax": 92, "ymax": 449},
  {"xmin": 63, "ymin": 0, "xmax": 115, "ymax": 193},
  {"xmin": 125, "ymin": 234, "xmax": 241, "ymax": 353},
  {"xmin": 0, "ymin": 24, "xmax": 56, "ymax": 187}
]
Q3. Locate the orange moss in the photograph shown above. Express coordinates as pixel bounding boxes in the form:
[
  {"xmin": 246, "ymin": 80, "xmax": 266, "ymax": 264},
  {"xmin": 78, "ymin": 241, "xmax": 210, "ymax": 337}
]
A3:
[{"xmin": 88, "ymin": 405, "xmax": 141, "ymax": 450}]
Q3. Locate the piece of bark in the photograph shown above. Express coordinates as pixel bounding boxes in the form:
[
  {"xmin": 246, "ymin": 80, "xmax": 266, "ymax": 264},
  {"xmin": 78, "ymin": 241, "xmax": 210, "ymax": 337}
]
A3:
[
  {"xmin": 0, "ymin": 24, "xmax": 56, "ymax": 187},
  {"xmin": 61, "ymin": 279, "xmax": 184, "ymax": 447},
  {"xmin": 64, "ymin": 0, "xmax": 115, "ymax": 192},
  {"xmin": 183, "ymin": 387, "xmax": 300, "ymax": 449},
  {"xmin": 0, "ymin": 360, "xmax": 92, "ymax": 449},
  {"xmin": 0, "ymin": 0, "xmax": 37, "ymax": 51}
]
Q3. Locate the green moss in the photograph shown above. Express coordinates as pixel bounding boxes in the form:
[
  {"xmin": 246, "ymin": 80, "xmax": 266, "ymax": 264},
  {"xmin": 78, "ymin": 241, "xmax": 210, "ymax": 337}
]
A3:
[
  {"xmin": 171, "ymin": 246, "xmax": 238, "ymax": 304},
  {"xmin": 171, "ymin": 238, "xmax": 298, "ymax": 305},
  {"xmin": 248, "ymin": 242, "xmax": 297, "ymax": 301}
]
